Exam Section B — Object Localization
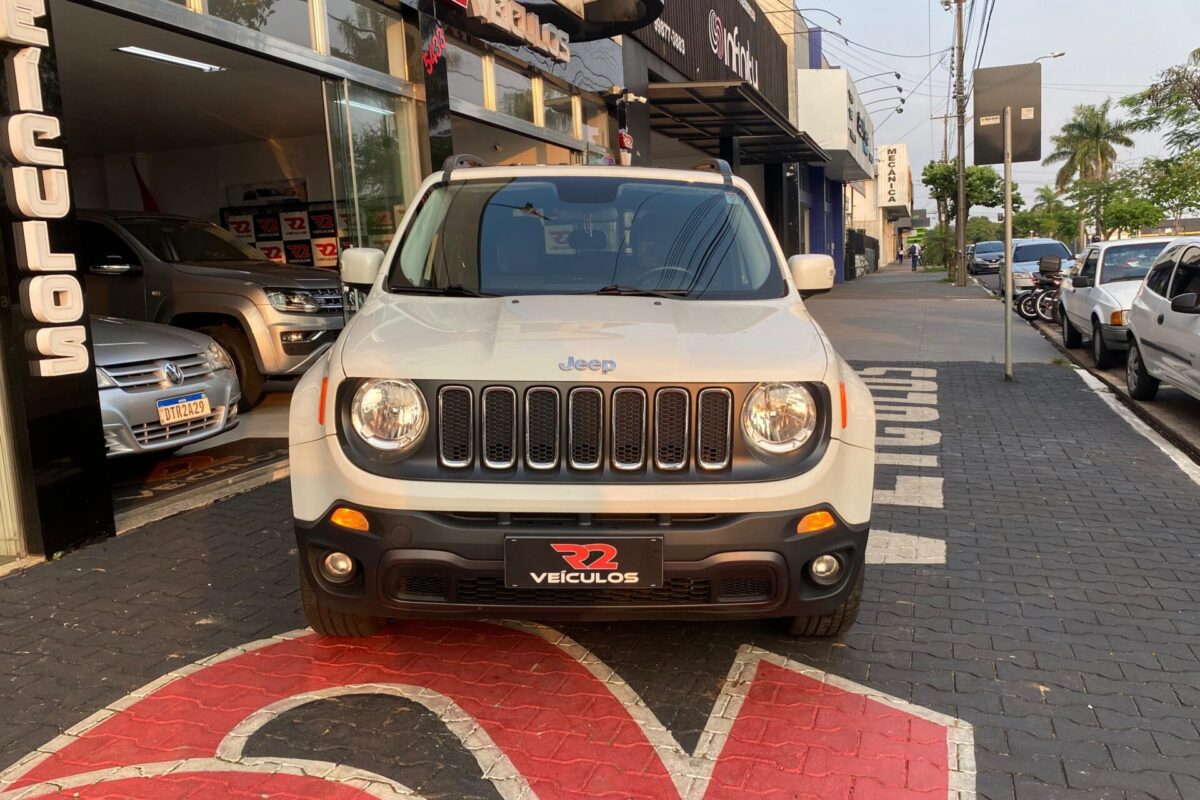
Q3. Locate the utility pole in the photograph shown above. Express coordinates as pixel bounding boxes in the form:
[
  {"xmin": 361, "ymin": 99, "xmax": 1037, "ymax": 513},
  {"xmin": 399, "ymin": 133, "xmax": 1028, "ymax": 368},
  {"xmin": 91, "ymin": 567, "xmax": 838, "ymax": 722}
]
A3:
[
  {"xmin": 931, "ymin": 113, "xmax": 953, "ymax": 162},
  {"xmin": 954, "ymin": 0, "xmax": 968, "ymax": 287}
]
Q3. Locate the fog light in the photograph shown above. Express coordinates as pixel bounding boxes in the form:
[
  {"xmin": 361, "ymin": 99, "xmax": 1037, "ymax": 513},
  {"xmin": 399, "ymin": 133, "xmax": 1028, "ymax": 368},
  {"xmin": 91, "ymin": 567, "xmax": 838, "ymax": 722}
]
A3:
[
  {"xmin": 797, "ymin": 511, "xmax": 836, "ymax": 534},
  {"xmin": 320, "ymin": 551, "xmax": 356, "ymax": 584},
  {"xmin": 809, "ymin": 554, "xmax": 842, "ymax": 586}
]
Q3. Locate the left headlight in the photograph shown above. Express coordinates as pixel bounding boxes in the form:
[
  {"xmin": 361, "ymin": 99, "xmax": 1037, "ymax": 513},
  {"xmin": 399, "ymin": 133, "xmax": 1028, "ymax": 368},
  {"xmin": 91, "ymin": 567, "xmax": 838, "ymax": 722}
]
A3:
[
  {"xmin": 266, "ymin": 288, "xmax": 320, "ymax": 313},
  {"xmin": 351, "ymin": 379, "xmax": 428, "ymax": 455},
  {"xmin": 206, "ymin": 341, "xmax": 233, "ymax": 371},
  {"xmin": 741, "ymin": 382, "xmax": 818, "ymax": 456}
]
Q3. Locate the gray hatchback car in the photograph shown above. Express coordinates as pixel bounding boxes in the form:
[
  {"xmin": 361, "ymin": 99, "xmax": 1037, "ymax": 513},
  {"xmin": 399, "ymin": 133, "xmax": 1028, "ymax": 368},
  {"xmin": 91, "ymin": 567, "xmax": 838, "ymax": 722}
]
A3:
[{"xmin": 94, "ymin": 316, "xmax": 240, "ymax": 457}]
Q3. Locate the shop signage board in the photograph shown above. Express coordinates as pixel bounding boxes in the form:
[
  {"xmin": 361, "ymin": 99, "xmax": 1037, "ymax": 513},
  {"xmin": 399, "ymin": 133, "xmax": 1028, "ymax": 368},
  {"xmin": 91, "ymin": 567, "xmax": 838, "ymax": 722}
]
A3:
[
  {"xmin": 222, "ymin": 203, "xmax": 340, "ymax": 268},
  {"xmin": 0, "ymin": 0, "xmax": 114, "ymax": 554},
  {"xmin": 464, "ymin": 0, "xmax": 572, "ymax": 63},
  {"xmin": 628, "ymin": 0, "xmax": 787, "ymax": 115},
  {"xmin": 878, "ymin": 143, "xmax": 911, "ymax": 212}
]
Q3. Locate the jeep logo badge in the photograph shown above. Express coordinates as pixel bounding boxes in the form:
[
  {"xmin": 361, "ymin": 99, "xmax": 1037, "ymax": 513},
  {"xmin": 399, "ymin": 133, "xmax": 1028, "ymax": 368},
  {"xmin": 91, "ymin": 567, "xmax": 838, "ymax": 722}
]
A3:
[{"xmin": 559, "ymin": 356, "xmax": 616, "ymax": 374}]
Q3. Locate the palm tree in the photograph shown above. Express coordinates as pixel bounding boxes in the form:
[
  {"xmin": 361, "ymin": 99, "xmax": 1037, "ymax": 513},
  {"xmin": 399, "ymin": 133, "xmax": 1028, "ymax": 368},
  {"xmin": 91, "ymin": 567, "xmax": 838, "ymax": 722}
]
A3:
[
  {"xmin": 1042, "ymin": 99, "xmax": 1135, "ymax": 241},
  {"xmin": 1031, "ymin": 185, "xmax": 1063, "ymax": 212}
]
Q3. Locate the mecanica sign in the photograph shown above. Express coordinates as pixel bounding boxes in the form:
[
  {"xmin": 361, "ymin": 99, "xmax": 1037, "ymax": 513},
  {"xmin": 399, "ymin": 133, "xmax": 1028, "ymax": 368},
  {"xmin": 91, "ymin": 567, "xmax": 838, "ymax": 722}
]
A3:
[{"xmin": 630, "ymin": 0, "xmax": 787, "ymax": 115}]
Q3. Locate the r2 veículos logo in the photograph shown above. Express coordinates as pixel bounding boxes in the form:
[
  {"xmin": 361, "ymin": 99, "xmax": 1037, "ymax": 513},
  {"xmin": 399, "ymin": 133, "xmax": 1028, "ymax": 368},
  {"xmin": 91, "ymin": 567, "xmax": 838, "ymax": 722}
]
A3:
[{"xmin": 532, "ymin": 543, "xmax": 639, "ymax": 585}]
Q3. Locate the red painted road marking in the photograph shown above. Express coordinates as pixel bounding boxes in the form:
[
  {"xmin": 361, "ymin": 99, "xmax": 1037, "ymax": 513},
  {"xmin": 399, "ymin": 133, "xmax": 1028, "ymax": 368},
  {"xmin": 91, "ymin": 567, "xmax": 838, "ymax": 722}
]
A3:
[{"xmin": 1, "ymin": 622, "xmax": 973, "ymax": 799}]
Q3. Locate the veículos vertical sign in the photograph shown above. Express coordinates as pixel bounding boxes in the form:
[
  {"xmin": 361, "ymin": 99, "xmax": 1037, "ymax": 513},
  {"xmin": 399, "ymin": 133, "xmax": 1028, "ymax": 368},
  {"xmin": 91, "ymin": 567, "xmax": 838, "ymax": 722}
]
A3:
[{"xmin": 0, "ymin": 0, "xmax": 113, "ymax": 556}]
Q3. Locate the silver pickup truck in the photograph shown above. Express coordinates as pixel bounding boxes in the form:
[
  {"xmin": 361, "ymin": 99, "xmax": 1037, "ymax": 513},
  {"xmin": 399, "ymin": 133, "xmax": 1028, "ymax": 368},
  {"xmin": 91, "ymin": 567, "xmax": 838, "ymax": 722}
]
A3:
[{"xmin": 75, "ymin": 210, "xmax": 345, "ymax": 407}]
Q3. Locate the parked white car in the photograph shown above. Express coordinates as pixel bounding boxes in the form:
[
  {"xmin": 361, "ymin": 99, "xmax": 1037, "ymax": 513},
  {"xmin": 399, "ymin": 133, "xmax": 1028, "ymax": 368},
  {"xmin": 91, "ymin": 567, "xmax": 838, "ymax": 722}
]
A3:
[
  {"xmin": 288, "ymin": 158, "xmax": 876, "ymax": 638},
  {"xmin": 1127, "ymin": 238, "xmax": 1200, "ymax": 401},
  {"xmin": 1060, "ymin": 237, "xmax": 1173, "ymax": 368}
]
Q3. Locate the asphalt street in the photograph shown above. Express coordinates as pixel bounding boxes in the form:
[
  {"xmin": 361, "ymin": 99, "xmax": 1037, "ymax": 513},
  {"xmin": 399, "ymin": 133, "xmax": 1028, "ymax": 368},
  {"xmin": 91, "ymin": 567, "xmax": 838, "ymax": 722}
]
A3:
[{"xmin": 3, "ymin": 263, "xmax": 1200, "ymax": 800}]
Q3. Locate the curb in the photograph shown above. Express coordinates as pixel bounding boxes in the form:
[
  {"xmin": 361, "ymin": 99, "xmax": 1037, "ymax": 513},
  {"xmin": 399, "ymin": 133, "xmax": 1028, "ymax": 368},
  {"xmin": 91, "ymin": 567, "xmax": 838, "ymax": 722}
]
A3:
[{"xmin": 114, "ymin": 459, "xmax": 290, "ymax": 535}]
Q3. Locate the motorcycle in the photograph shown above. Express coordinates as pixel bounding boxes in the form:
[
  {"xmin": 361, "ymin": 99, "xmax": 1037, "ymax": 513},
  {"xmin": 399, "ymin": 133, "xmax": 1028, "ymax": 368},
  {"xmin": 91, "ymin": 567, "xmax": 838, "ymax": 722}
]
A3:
[{"xmin": 1016, "ymin": 270, "xmax": 1062, "ymax": 322}]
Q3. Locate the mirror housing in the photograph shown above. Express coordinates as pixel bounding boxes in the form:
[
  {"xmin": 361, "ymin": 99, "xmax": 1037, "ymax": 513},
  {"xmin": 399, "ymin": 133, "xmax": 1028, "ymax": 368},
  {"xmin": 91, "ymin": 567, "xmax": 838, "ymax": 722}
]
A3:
[
  {"xmin": 1072, "ymin": 275, "xmax": 1094, "ymax": 289},
  {"xmin": 788, "ymin": 254, "xmax": 835, "ymax": 297},
  {"xmin": 341, "ymin": 247, "xmax": 385, "ymax": 287},
  {"xmin": 1170, "ymin": 292, "xmax": 1200, "ymax": 315},
  {"xmin": 1038, "ymin": 255, "xmax": 1062, "ymax": 274}
]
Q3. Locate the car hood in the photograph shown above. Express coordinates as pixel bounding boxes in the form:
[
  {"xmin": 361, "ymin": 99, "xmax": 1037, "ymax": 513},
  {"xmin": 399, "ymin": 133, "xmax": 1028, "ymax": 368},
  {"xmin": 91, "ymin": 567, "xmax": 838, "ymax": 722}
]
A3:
[
  {"xmin": 90, "ymin": 316, "xmax": 210, "ymax": 367},
  {"xmin": 170, "ymin": 260, "xmax": 339, "ymax": 289},
  {"xmin": 338, "ymin": 294, "xmax": 830, "ymax": 384},
  {"xmin": 1098, "ymin": 280, "xmax": 1143, "ymax": 309}
]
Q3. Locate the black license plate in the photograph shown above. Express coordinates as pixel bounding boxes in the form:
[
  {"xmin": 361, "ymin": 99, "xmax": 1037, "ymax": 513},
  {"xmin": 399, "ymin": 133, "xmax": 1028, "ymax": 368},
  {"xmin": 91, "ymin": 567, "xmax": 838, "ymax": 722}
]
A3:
[{"xmin": 504, "ymin": 537, "xmax": 664, "ymax": 589}]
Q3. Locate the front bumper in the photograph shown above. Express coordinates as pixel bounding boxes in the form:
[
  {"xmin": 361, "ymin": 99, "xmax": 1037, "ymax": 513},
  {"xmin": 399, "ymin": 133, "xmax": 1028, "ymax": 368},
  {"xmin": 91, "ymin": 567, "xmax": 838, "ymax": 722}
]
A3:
[
  {"xmin": 971, "ymin": 261, "xmax": 1000, "ymax": 274},
  {"xmin": 1013, "ymin": 272, "xmax": 1036, "ymax": 290},
  {"xmin": 1101, "ymin": 323, "xmax": 1131, "ymax": 350},
  {"xmin": 256, "ymin": 306, "xmax": 343, "ymax": 377},
  {"xmin": 297, "ymin": 506, "xmax": 868, "ymax": 622},
  {"xmin": 101, "ymin": 369, "xmax": 240, "ymax": 456}
]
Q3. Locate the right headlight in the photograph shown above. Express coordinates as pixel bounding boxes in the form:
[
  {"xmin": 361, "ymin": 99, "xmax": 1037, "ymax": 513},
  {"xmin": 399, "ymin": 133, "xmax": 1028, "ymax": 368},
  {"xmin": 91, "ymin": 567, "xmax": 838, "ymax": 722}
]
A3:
[
  {"xmin": 741, "ymin": 382, "xmax": 818, "ymax": 456},
  {"xmin": 350, "ymin": 379, "xmax": 428, "ymax": 455}
]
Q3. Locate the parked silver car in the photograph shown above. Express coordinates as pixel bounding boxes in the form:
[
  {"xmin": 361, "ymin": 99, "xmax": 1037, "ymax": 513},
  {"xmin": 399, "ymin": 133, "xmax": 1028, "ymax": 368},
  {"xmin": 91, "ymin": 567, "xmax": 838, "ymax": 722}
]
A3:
[{"xmin": 94, "ymin": 316, "xmax": 240, "ymax": 457}]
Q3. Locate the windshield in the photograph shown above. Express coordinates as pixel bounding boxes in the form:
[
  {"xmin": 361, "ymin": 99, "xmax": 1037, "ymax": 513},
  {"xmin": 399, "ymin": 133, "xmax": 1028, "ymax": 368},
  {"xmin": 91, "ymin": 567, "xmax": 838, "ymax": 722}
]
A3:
[
  {"xmin": 1101, "ymin": 242, "xmax": 1165, "ymax": 283},
  {"xmin": 120, "ymin": 218, "xmax": 264, "ymax": 262},
  {"xmin": 388, "ymin": 177, "xmax": 785, "ymax": 300},
  {"xmin": 1013, "ymin": 241, "xmax": 1071, "ymax": 264},
  {"xmin": 975, "ymin": 241, "xmax": 1003, "ymax": 254}
]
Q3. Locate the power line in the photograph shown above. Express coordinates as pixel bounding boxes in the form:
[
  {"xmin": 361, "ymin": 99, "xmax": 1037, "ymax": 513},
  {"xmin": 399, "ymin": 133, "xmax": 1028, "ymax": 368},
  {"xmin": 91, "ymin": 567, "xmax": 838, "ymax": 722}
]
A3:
[
  {"xmin": 821, "ymin": 29, "xmax": 952, "ymax": 60},
  {"xmin": 877, "ymin": 50, "xmax": 951, "ymax": 129}
]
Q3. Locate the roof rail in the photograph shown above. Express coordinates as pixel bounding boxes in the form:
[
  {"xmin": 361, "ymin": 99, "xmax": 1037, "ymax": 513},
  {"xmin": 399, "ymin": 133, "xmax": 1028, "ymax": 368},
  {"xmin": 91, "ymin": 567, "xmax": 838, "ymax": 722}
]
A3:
[
  {"xmin": 691, "ymin": 158, "xmax": 733, "ymax": 176},
  {"xmin": 441, "ymin": 154, "xmax": 488, "ymax": 179}
]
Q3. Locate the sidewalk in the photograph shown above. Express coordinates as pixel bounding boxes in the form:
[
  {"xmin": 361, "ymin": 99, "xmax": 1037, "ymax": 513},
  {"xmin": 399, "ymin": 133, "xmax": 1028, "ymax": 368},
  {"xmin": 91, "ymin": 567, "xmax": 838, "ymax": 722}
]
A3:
[{"xmin": 807, "ymin": 262, "xmax": 1059, "ymax": 364}]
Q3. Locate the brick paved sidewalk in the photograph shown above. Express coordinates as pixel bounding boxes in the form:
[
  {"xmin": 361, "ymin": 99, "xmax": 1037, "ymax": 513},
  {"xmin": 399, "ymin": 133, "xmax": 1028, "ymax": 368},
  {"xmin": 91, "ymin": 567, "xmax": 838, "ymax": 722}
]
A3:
[{"xmin": 1, "ymin": 362, "xmax": 1199, "ymax": 799}]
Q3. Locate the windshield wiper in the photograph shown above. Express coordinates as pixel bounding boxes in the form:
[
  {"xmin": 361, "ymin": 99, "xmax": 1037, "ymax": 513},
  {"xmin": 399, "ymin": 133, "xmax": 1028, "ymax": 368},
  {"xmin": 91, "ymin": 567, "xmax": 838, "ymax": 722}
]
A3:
[
  {"xmin": 389, "ymin": 284, "xmax": 498, "ymax": 297},
  {"xmin": 589, "ymin": 284, "xmax": 689, "ymax": 299}
]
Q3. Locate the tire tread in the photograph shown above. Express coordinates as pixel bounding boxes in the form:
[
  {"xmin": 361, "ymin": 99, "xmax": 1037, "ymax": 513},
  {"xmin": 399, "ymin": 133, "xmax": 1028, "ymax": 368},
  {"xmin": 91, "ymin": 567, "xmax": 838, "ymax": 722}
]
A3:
[
  {"xmin": 788, "ymin": 569, "xmax": 864, "ymax": 637},
  {"xmin": 300, "ymin": 566, "xmax": 384, "ymax": 637}
]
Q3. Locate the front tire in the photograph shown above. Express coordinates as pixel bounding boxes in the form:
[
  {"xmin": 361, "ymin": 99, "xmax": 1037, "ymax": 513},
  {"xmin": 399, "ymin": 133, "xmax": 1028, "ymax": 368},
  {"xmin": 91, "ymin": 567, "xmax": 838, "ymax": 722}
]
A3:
[
  {"xmin": 1092, "ymin": 320, "xmax": 1115, "ymax": 369},
  {"xmin": 300, "ymin": 566, "xmax": 384, "ymax": 637},
  {"xmin": 200, "ymin": 324, "xmax": 265, "ymax": 410},
  {"xmin": 1017, "ymin": 293, "xmax": 1039, "ymax": 320},
  {"xmin": 1062, "ymin": 309, "xmax": 1083, "ymax": 348},
  {"xmin": 1126, "ymin": 339, "xmax": 1160, "ymax": 401},
  {"xmin": 788, "ymin": 569, "xmax": 863, "ymax": 637}
]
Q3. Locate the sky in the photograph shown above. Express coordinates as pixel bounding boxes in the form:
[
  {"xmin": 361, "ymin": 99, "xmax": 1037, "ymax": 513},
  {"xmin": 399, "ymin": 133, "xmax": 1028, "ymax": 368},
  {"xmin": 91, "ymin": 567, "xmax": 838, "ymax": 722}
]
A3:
[{"xmin": 814, "ymin": 0, "xmax": 1200, "ymax": 221}]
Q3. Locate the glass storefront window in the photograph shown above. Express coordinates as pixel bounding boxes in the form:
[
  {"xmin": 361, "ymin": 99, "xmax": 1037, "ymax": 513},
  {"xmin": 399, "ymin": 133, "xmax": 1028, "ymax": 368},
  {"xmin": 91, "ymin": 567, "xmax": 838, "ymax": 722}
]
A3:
[
  {"xmin": 445, "ymin": 42, "xmax": 485, "ymax": 108},
  {"xmin": 326, "ymin": 0, "xmax": 405, "ymax": 78},
  {"xmin": 583, "ymin": 99, "xmax": 609, "ymax": 148},
  {"xmin": 493, "ymin": 60, "xmax": 534, "ymax": 123},
  {"xmin": 542, "ymin": 82, "xmax": 573, "ymax": 135},
  {"xmin": 207, "ymin": 0, "xmax": 312, "ymax": 48}
]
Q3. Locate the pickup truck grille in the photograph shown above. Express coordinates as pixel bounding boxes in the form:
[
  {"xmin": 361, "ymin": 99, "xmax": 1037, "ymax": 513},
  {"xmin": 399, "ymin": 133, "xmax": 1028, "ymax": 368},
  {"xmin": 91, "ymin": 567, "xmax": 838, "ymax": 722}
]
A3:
[
  {"xmin": 311, "ymin": 287, "xmax": 344, "ymax": 313},
  {"xmin": 436, "ymin": 384, "xmax": 733, "ymax": 474}
]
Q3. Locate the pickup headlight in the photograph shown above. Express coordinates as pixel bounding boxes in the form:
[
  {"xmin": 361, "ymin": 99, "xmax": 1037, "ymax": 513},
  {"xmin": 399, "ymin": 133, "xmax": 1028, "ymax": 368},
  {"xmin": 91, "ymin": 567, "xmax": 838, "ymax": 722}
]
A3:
[
  {"xmin": 351, "ymin": 379, "xmax": 428, "ymax": 454},
  {"xmin": 266, "ymin": 288, "xmax": 320, "ymax": 313},
  {"xmin": 96, "ymin": 368, "xmax": 116, "ymax": 389},
  {"xmin": 206, "ymin": 341, "xmax": 233, "ymax": 371},
  {"xmin": 741, "ymin": 382, "xmax": 818, "ymax": 455}
]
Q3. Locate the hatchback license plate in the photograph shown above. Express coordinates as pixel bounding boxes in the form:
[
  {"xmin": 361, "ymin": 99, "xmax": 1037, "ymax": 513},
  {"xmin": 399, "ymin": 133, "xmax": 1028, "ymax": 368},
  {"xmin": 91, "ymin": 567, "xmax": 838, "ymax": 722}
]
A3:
[
  {"xmin": 156, "ymin": 393, "xmax": 210, "ymax": 425},
  {"xmin": 504, "ymin": 537, "xmax": 663, "ymax": 589}
]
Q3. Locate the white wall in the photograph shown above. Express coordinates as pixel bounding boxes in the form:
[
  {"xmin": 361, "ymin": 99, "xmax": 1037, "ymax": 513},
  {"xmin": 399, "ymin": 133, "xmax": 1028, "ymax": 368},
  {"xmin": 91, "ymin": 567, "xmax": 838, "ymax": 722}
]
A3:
[{"xmin": 69, "ymin": 135, "xmax": 332, "ymax": 222}]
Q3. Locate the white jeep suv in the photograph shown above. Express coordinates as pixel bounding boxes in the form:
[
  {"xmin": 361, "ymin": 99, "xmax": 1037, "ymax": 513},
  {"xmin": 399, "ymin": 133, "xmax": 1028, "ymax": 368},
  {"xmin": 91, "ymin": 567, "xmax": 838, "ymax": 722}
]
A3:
[{"xmin": 288, "ymin": 158, "xmax": 876, "ymax": 638}]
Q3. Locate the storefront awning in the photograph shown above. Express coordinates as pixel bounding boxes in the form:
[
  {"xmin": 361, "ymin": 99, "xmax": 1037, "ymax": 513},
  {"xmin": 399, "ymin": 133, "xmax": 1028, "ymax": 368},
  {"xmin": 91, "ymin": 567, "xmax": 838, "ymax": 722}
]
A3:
[
  {"xmin": 646, "ymin": 81, "xmax": 830, "ymax": 166},
  {"xmin": 520, "ymin": 0, "xmax": 665, "ymax": 42}
]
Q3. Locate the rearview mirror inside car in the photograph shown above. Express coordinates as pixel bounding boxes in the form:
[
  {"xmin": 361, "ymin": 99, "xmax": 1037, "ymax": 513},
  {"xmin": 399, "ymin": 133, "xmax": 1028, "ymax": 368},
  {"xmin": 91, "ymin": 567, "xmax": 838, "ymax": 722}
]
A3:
[
  {"xmin": 788, "ymin": 254, "xmax": 835, "ymax": 298},
  {"xmin": 1170, "ymin": 292, "xmax": 1200, "ymax": 315},
  {"xmin": 1038, "ymin": 255, "xmax": 1062, "ymax": 274},
  {"xmin": 341, "ymin": 247, "xmax": 386, "ymax": 287}
]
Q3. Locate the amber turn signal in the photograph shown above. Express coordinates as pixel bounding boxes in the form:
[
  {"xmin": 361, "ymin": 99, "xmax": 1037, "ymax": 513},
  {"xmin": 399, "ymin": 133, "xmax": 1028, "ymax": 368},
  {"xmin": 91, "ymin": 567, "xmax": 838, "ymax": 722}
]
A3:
[
  {"xmin": 331, "ymin": 507, "xmax": 370, "ymax": 532},
  {"xmin": 796, "ymin": 511, "xmax": 836, "ymax": 534}
]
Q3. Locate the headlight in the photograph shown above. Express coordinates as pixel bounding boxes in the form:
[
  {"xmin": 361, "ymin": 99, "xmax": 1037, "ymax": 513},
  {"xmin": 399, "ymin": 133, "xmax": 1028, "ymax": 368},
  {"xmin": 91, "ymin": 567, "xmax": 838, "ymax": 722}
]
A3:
[
  {"xmin": 206, "ymin": 341, "xmax": 233, "ymax": 371},
  {"xmin": 351, "ymin": 379, "xmax": 428, "ymax": 454},
  {"xmin": 96, "ymin": 368, "xmax": 116, "ymax": 389},
  {"xmin": 266, "ymin": 288, "xmax": 320, "ymax": 313},
  {"xmin": 741, "ymin": 382, "xmax": 818, "ymax": 455}
]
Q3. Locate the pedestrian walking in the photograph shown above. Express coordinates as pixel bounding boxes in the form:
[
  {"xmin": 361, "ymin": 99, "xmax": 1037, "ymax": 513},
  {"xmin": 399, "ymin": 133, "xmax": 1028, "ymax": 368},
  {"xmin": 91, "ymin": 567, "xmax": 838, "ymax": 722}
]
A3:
[{"xmin": 908, "ymin": 242, "xmax": 921, "ymax": 271}]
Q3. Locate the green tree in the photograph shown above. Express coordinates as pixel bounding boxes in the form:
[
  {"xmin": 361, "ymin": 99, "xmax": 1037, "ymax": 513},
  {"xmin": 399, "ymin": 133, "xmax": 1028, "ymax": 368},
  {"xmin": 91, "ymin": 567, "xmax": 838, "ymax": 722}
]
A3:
[
  {"xmin": 1044, "ymin": 100, "xmax": 1135, "ymax": 239},
  {"xmin": 1104, "ymin": 198, "xmax": 1164, "ymax": 236},
  {"xmin": 1032, "ymin": 185, "xmax": 1064, "ymax": 212},
  {"xmin": 1136, "ymin": 151, "xmax": 1200, "ymax": 234},
  {"xmin": 1067, "ymin": 172, "xmax": 1161, "ymax": 239},
  {"xmin": 965, "ymin": 216, "xmax": 1001, "ymax": 243},
  {"xmin": 922, "ymin": 161, "xmax": 1022, "ymax": 269},
  {"xmin": 1012, "ymin": 209, "xmax": 1045, "ymax": 238},
  {"xmin": 1120, "ymin": 48, "xmax": 1200, "ymax": 155}
]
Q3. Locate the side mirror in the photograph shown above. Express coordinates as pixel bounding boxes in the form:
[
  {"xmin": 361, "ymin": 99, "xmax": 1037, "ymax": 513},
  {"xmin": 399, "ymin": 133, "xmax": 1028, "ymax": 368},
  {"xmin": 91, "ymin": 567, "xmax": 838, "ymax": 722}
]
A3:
[
  {"xmin": 788, "ymin": 254, "xmax": 835, "ymax": 297},
  {"xmin": 1072, "ymin": 275, "xmax": 1094, "ymax": 289},
  {"xmin": 1038, "ymin": 255, "xmax": 1062, "ymax": 274},
  {"xmin": 341, "ymin": 247, "xmax": 385, "ymax": 287},
  {"xmin": 1170, "ymin": 292, "xmax": 1200, "ymax": 314}
]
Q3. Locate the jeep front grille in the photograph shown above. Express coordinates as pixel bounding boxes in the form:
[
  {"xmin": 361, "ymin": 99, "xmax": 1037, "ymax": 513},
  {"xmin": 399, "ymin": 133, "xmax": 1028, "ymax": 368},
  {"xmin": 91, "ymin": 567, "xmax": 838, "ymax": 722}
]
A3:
[{"xmin": 437, "ymin": 384, "xmax": 734, "ymax": 474}]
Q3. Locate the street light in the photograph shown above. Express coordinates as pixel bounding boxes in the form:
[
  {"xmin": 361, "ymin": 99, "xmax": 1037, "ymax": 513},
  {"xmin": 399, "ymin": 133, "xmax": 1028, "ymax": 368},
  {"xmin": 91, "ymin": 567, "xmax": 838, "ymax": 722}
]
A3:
[
  {"xmin": 858, "ymin": 71, "xmax": 902, "ymax": 82},
  {"xmin": 865, "ymin": 97, "xmax": 905, "ymax": 107},
  {"xmin": 1033, "ymin": 51, "xmax": 1066, "ymax": 63},
  {"xmin": 859, "ymin": 85, "xmax": 903, "ymax": 96},
  {"xmin": 761, "ymin": 6, "xmax": 841, "ymax": 25}
]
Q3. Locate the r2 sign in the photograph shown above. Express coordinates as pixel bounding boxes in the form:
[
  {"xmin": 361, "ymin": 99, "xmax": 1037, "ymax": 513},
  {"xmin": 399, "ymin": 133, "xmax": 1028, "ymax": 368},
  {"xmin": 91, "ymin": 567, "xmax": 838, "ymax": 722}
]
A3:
[{"xmin": 0, "ymin": 621, "xmax": 975, "ymax": 799}]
